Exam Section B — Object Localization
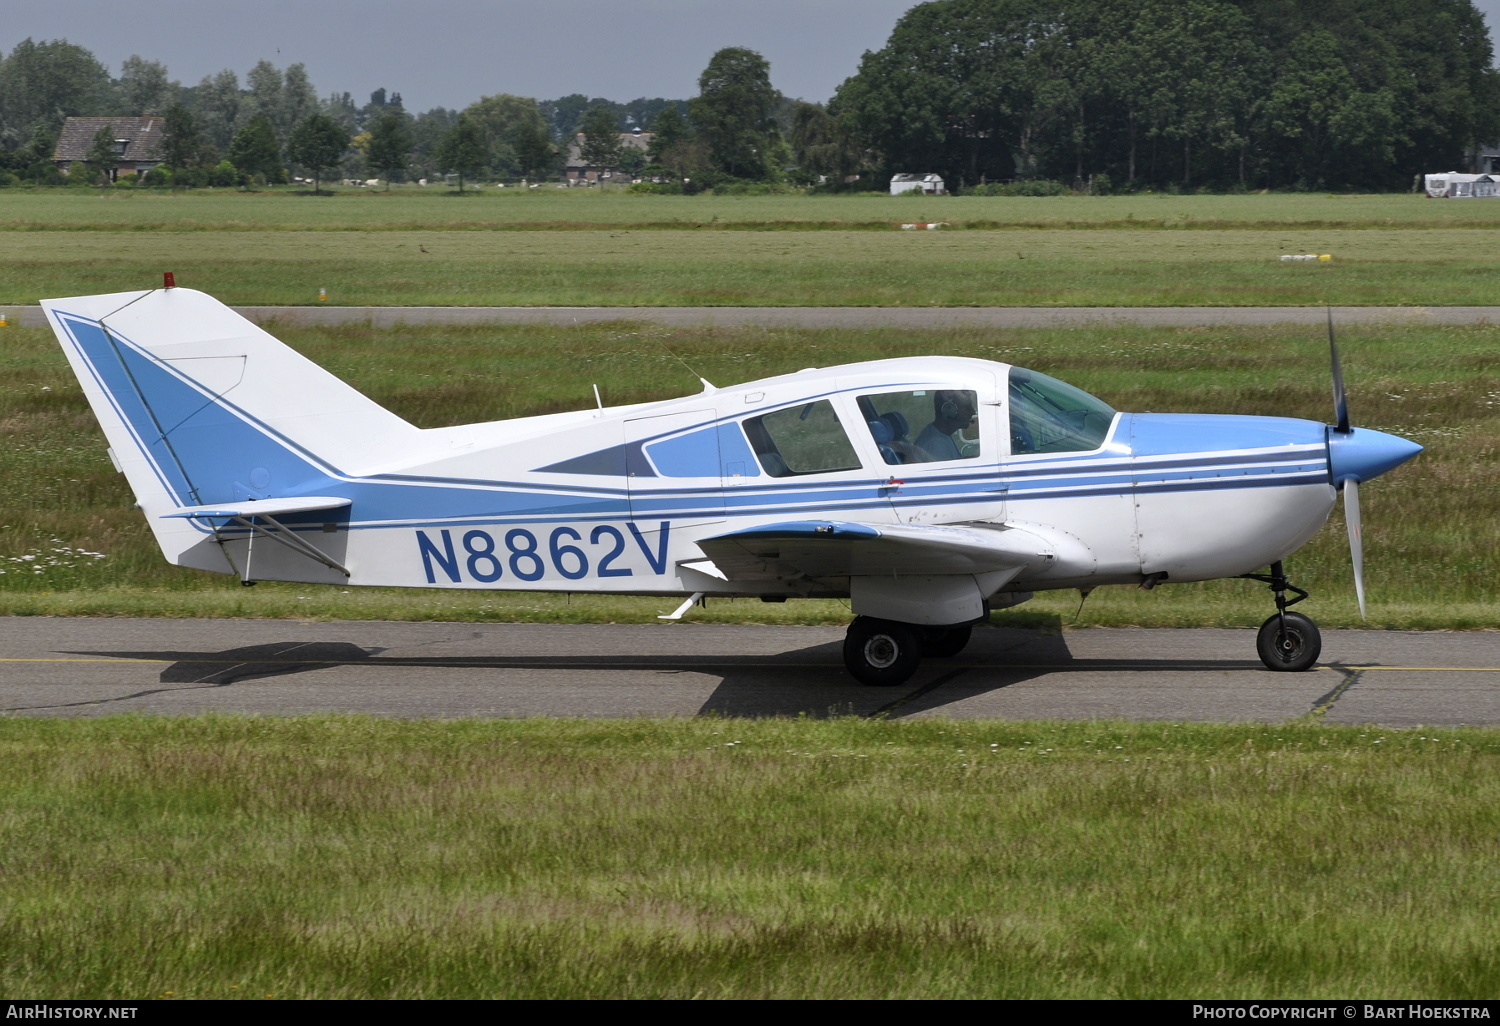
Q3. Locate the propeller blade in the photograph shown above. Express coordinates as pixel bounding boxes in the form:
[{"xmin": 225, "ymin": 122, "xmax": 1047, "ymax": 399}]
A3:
[
  {"xmin": 1345, "ymin": 477, "xmax": 1365, "ymax": 620},
  {"xmin": 1328, "ymin": 306, "xmax": 1350, "ymax": 434}
]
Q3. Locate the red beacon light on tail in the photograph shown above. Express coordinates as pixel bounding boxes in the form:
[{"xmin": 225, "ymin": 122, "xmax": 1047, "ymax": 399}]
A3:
[{"xmin": 163, "ymin": 272, "xmax": 176, "ymax": 289}]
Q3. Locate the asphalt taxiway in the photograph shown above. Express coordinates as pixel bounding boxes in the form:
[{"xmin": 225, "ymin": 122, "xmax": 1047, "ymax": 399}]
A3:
[{"xmin": 3, "ymin": 617, "xmax": 1497, "ymax": 726}]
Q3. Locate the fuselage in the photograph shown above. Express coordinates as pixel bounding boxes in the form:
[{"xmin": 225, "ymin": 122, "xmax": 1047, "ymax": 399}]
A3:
[{"xmin": 168, "ymin": 355, "xmax": 1383, "ymax": 598}]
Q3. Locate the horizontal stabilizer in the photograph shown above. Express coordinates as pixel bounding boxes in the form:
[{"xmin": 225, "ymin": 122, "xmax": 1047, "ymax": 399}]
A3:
[
  {"xmin": 161, "ymin": 496, "xmax": 353, "ymax": 520},
  {"xmin": 697, "ymin": 519, "xmax": 1056, "ymax": 581}
]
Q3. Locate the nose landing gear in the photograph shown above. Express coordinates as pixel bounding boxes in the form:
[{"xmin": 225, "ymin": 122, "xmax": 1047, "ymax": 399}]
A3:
[{"xmin": 1241, "ymin": 561, "xmax": 1322, "ymax": 672}]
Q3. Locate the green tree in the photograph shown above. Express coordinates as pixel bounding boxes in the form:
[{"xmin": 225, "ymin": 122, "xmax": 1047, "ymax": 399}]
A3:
[
  {"xmin": 436, "ymin": 115, "xmax": 486, "ymax": 191},
  {"xmin": 245, "ymin": 60, "xmax": 284, "ymax": 137},
  {"xmin": 646, "ymin": 104, "xmax": 688, "ymax": 165},
  {"xmin": 616, "ymin": 143, "xmax": 648, "ymax": 177},
  {"xmin": 408, "ymin": 106, "xmax": 458, "ymax": 179},
  {"xmin": 1262, "ymin": 31, "xmax": 1399, "ymax": 188},
  {"xmin": 825, "ymin": 0, "xmax": 1500, "ymax": 191},
  {"xmin": 282, "ymin": 64, "xmax": 319, "ymax": 137},
  {"xmin": 118, "ymin": 55, "xmax": 174, "ymax": 115},
  {"xmin": 511, "ymin": 117, "xmax": 557, "ymax": 180},
  {"xmin": 461, "ymin": 94, "xmax": 546, "ymax": 177},
  {"xmin": 541, "ymin": 93, "xmax": 602, "ymax": 139},
  {"xmin": 1106, "ymin": 0, "xmax": 1264, "ymax": 185},
  {"xmin": 161, "ymin": 102, "xmax": 201, "ymax": 190},
  {"xmin": 322, "ymin": 92, "xmax": 360, "ymax": 135},
  {"xmin": 19, "ymin": 123, "xmax": 59, "ymax": 184},
  {"xmin": 243, "ymin": 60, "xmax": 318, "ymax": 146},
  {"xmin": 0, "ymin": 38, "xmax": 112, "ymax": 147},
  {"xmin": 835, "ymin": 0, "xmax": 1086, "ymax": 187},
  {"xmin": 625, "ymin": 97, "xmax": 682, "ymax": 132},
  {"xmin": 287, "ymin": 112, "xmax": 349, "ymax": 193},
  {"xmin": 193, "ymin": 69, "xmax": 241, "ymax": 150},
  {"xmin": 643, "ymin": 103, "xmax": 710, "ymax": 182},
  {"xmin": 365, "ymin": 108, "xmax": 412, "ymax": 187},
  {"xmin": 689, "ymin": 47, "xmax": 780, "ymax": 180},
  {"xmin": 789, "ymin": 100, "xmax": 865, "ymax": 183},
  {"xmin": 227, "ymin": 113, "xmax": 282, "ymax": 184},
  {"xmin": 85, "ymin": 124, "xmax": 119, "ymax": 183},
  {"xmin": 84, "ymin": 123, "xmax": 120, "ymax": 183},
  {"xmin": 578, "ymin": 102, "xmax": 623, "ymax": 171}
]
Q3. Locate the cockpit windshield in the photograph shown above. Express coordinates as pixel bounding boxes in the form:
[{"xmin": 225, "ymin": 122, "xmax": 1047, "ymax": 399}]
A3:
[{"xmin": 1009, "ymin": 367, "xmax": 1116, "ymax": 455}]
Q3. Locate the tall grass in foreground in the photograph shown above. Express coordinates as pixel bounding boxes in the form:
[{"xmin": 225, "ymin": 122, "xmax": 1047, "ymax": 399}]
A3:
[
  {"xmin": 1, "ymin": 319, "xmax": 1493, "ymax": 626},
  {"xmin": 0, "ymin": 716, "xmax": 1495, "ymax": 999}
]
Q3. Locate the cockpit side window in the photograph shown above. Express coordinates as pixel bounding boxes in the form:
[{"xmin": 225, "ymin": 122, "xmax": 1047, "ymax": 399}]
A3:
[
  {"xmin": 858, "ymin": 389, "xmax": 980, "ymax": 465},
  {"xmin": 744, "ymin": 400, "xmax": 861, "ymax": 477},
  {"xmin": 1009, "ymin": 368, "xmax": 1116, "ymax": 455}
]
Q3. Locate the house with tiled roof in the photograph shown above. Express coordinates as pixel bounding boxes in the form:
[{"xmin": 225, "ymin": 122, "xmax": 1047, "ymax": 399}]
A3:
[{"xmin": 53, "ymin": 116, "xmax": 165, "ymax": 181}]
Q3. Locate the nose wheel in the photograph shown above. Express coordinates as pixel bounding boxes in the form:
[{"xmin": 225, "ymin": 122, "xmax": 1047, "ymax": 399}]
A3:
[
  {"xmin": 1256, "ymin": 611, "xmax": 1321, "ymax": 672},
  {"xmin": 1241, "ymin": 561, "xmax": 1323, "ymax": 672}
]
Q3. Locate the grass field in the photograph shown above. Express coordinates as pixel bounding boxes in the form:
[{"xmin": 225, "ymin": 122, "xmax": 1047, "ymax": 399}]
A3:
[
  {"xmin": 1, "ymin": 317, "xmax": 1492, "ymax": 628},
  {"xmin": 8, "ymin": 188, "xmax": 1500, "ymax": 231},
  {"xmin": 1, "ymin": 715, "xmax": 1495, "ymax": 999},
  {"xmin": 6, "ymin": 228, "xmax": 1500, "ymax": 307},
  {"xmin": 5, "ymin": 190, "xmax": 1500, "ymax": 308},
  {"xmin": 8, "ymin": 226, "xmax": 1500, "ymax": 306}
]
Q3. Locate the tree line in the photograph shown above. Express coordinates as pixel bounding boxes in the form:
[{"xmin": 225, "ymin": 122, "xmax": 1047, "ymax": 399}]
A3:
[
  {"xmin": 832, "ymin": 0, "xmax": 1500, "ymax": 192},
  {"xmin": 0, "ymin": 40, "xmax": 697, "ymax": 189},
  {"xmin": 2, "ymin": 0, "xmax": 1497, "ymax": 194}
]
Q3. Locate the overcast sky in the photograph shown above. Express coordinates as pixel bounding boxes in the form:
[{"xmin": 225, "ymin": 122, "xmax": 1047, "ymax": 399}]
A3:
[{"xmin": 6, "ymin": 0, "xmax": 1500, "ymax": 112}]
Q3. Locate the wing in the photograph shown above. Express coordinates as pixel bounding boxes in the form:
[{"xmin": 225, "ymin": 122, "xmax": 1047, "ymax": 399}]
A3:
[
  {"xmin": 694, "ymin": 519, "xmax": 1056, "ymax": 581},
  {"xmin": 694, "ymin": 519, "xmax": 1059, "ymax": 626}
]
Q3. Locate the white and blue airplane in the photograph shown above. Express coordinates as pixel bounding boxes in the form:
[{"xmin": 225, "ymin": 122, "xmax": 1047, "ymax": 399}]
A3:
[{"xmin": 43, "ymin": 280, "xmax": 1421, "ymax": 685}]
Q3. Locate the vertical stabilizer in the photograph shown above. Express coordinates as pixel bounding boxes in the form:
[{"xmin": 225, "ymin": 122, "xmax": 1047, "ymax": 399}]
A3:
[{"xmin": 41, "ymin": 287, "xmax": 420, "ymax": 572}]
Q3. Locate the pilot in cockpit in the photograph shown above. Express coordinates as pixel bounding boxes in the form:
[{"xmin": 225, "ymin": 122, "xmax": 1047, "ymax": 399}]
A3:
[{"xmin": 915, "ymin": 389, "xmax": 977, "ymax": 462}]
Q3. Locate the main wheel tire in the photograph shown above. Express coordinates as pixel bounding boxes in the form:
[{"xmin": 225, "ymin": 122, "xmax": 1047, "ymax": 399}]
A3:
[
  {"xmin": 843, "ymin": 616, "xmax": 922, "ymax": 686},
  {"xmin": 1256, "ymin": 612, "xmax": 1322, "ymax": 672},
  {"xmin": 920, "ymin": 625, "xmax": 972, "ymax": 658}
]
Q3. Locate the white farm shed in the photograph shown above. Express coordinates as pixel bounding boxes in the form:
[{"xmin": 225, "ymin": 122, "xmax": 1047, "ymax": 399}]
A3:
[
  {"xmin": 890, "ymin": 173, "xmax": 946, "ymax": 195},
  {"xmin": 1424, "ymin": 172, "xmax": 1500, "ymax": 198}
]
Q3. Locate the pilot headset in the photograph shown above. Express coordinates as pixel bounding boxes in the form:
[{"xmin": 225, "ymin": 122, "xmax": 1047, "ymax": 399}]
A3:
[{"xmin": 940, "ymin": 393, "xmax": 961, "ymax": 420}]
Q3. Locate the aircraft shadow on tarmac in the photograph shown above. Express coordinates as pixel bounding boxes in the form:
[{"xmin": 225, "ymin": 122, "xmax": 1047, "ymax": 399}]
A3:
[{"xmin": 72, "ymin": 620, "xmax": 1271, "ymax": 719}]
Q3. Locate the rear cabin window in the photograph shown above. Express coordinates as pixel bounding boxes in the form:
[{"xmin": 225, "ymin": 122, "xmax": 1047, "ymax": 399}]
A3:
[
  {"xmin": 1008, "ymin": 367, "xmax": 1115, "ymax": 454},
  {"xmin": 743, "ymin": 400, "xmax": 861, "ymax": 477},
  {"xmin": 857, "ymin": 390, "xmax": 980, "ymax": 465}
]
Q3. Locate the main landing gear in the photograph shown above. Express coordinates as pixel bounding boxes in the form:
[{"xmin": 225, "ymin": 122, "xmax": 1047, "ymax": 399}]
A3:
[
  {"xmin": 1241, "ymin": 560, "xmax": 1322, "ymax": 672},
  {"xmin": 842, "ymin": 616, "xmax": 972, "ymax": 686}
]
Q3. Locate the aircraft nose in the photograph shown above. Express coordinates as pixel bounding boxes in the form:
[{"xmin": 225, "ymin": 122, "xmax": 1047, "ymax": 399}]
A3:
[{"xmin": 1327, "ymin": 426, "xmax": 1423, "ymax": 486}]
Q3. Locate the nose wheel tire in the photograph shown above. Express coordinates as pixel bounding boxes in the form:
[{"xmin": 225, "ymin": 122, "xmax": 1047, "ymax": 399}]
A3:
[
  {"xmin": 1256, "ymin": 612, "xmax": 1322, "ymax": 672},
  {"xmin": 920, "ymin": 625, "xmax": 972, "ymax": 658},
  {"xmin": 844, "ymin": 616, "xmax": 922, "ymax": 686}
]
